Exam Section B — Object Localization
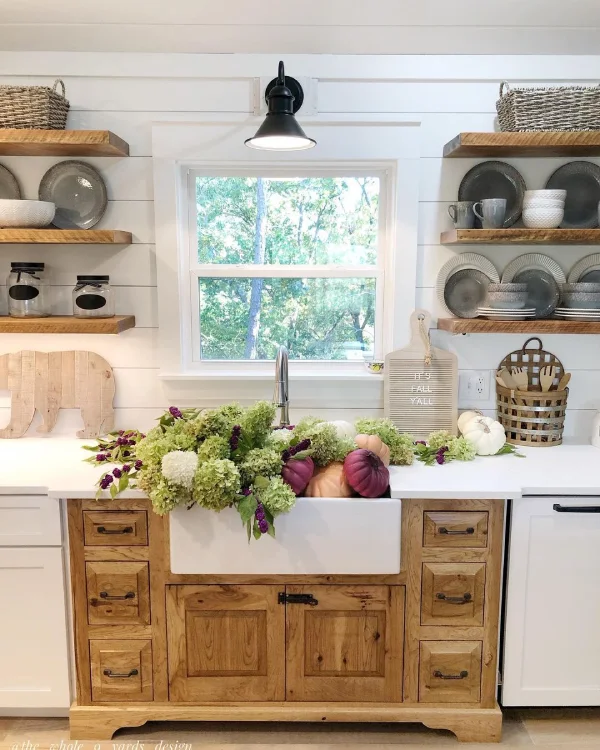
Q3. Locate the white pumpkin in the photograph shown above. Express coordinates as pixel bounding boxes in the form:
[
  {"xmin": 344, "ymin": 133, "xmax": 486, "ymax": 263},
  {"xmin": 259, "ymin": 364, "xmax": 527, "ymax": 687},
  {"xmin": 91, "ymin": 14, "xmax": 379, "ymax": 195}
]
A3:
[
  {"xmin": 457, "ymin": 410, "xmax": 484, "ymax": 434},
  {"xmin": 462, "ymin": 416, "xmax": 506, "ymax": 456},
  {"xmin": 329, "ymin": 420, "xmax": 357, "ymax": 440}
]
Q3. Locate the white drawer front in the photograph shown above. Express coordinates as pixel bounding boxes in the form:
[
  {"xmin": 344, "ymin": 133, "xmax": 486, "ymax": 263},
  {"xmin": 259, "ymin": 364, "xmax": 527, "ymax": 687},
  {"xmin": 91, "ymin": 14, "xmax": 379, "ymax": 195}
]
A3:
[{"xmin": 0, "ymin": 496, "xmax": 61, "ymax": 546}]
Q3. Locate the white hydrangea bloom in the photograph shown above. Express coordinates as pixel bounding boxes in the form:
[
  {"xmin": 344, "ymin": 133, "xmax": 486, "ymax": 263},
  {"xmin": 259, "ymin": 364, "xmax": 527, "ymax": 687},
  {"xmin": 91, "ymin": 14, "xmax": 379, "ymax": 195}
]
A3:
[
  {"xmin": 161, "ymin": 450, "xmax": 198, "ymax": 489},
  {"xmin": 269, "ymin": 428, "xmax": 292, "ymax": 444}
]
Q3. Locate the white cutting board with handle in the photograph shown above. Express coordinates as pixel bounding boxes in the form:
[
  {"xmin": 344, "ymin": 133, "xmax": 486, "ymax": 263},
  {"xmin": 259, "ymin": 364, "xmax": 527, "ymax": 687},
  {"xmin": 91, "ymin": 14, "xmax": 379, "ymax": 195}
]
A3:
[{"xmin": 384, "ymin": 309, "xmax": 458, "ymax": 439}]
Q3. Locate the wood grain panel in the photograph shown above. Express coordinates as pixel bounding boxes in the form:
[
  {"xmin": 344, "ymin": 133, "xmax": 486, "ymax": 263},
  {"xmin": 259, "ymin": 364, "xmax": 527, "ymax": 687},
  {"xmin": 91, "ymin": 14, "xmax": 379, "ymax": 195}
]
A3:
[
  {"xmin": 0, "ymin": 315, "xmax": 135, "ymax": 334},
  {"xmin": 421, "ymin": 563, "xmax": 485, "ymax": 627},
  {"xmin": 443, "ymin": 131, "xmax": 600, "ymax": 158},
  {"xmin": 438, "ymin": 317, "xmax": 600, "ymax": 335},
  {"xmin": 286, "ymin": 585, "xmax": 404, "ymax": 703},
  {"xmin": 67, "ymin": 500, "xmax": 92, "ymax": 705},
  {"xmin": 419, "ymin": 641, "xmax": 482, "ymax": 703},
  {"xmin": 86, "ymin": 561, "xmax": 150, "ymax": 626},
  {"xmin": 441, "ymin": 228, "xmax": 600, "ymax": 245},
  {"xmin": 166, "ymin": 585, "xmax": 284, "ymax": 702},
  {"xmin": 83, "ymin": 511, "xmax": 148, "ymax": 546},
  {"xmin": 0, "ymin": 128, "xmax": 129, "ymax": 156},
  {"xmin": 423, "ymin": 511, "xmax": 488, "ymax": 548},
  {"xmin": 90, "ymin": 639, "xmax": 153, "ymax": 702}
]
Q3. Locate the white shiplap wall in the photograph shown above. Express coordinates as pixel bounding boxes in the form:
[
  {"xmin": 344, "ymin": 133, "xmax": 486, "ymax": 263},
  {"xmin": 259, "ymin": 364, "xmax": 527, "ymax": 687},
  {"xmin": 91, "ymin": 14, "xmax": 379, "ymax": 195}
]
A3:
[{"xmin": 0, "ymin": 53, "xmax": 599, "ymax": 439}]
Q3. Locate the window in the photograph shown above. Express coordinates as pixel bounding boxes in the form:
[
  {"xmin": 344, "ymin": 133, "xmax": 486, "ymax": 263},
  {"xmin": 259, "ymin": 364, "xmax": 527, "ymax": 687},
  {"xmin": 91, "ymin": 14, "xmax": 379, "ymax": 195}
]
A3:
[{"xmin": 188, "ymin": 171, "xmax": 385, "ymax": 364}]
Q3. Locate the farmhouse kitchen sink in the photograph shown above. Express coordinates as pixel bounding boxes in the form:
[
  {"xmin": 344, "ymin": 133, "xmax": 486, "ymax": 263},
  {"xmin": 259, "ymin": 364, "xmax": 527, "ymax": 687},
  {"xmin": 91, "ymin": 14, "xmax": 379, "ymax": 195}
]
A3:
[{"xmin": 169, "ymin": 497, "xmax": 401, "ymax": 574}]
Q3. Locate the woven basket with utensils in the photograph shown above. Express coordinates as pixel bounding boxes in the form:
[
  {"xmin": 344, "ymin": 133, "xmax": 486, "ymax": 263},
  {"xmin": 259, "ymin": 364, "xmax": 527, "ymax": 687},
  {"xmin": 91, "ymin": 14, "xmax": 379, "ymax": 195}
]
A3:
[
  {"xmin": 495, "ymin": 337, "xmax": 569, "ymax": 447},
  {"xmin": 0, "ymin": 79, "xmax": 69, "ymax": 129}
]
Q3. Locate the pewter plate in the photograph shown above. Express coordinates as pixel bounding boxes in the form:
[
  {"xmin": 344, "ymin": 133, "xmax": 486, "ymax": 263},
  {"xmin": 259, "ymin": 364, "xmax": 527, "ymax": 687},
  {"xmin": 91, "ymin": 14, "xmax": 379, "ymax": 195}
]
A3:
[
  {"xmin": 444, "ymin": 268, "xmax": 490, "ymax": 318},
  {"xmin": 458, "ymin": 160, "xmax": 526, "ymax": 228},
  {"xmin": 546, "ymin": 161, "xmax": 600, "ymax": 229},
  {"xmin": 568, "ymin": 253, "xmax": 600, "ymax": 284},
  {"xmin": 512, "ymin": 269, "xmax": 561, "ymax": 319},
  {"xmin": 0, "ymin": 164, "xmax": 20, "ymax": 199},
  {"xmin": 436, "ymin": 252, "xmax": 500, "ymax": 315},
  {"xmin": 39, "ymin": 160, "xmax": 107, "ymax": 229}
]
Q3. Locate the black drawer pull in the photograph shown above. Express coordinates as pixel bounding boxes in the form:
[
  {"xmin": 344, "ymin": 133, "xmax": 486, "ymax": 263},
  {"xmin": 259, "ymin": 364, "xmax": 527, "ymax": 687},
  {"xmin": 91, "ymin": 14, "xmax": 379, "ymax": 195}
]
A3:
[
  {"xmin": 439, "ymin": 527, "xmax": 475, "ymax": 535},
  {"xmin": 434, "ymin": 670, "xmax": 468, "ymax": 680},
  {"xmin": 103, "ymin": 668, "xmax": 138, "ymax": 678},
  {"xmin": 436, "ymin": 592, "xmax": 472, "ymax": 604},
  {"xmin": 99, "ymin": 591, "xmax": 136, "ymax": 600},
  {"xmin": 553, "ymin": 504, "xmax": 600, "ymax": 514},
  {"xmin": 97, "ymin": 526, "xmax": 133, "ymax": 535}
]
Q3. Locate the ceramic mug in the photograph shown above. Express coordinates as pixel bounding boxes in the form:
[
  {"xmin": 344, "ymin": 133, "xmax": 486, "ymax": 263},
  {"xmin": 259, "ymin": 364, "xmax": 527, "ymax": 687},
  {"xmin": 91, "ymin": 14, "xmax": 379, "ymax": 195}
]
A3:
[
  {"xmin": 448, "ymin": 201, "xmax": 475, "ymax": 229},
  {"xmin": 473, "ymin": 198, "xmax": 507, "ymax": 229}
]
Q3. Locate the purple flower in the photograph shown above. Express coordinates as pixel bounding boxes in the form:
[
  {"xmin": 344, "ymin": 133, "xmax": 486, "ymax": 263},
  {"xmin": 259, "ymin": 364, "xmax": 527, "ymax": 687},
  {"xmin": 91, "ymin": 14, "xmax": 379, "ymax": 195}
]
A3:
[
  {"xmin": 242, "ymin": 487, "xmax": 252, "ymax": 496},
  {"xmin": 258, "ymin": 519, "xmax": 269, "ymax": 534},
  {"xmin": 96, "ymin": 453, "xmax": 107, "ymax": 462},
  {"xmin": 123, "ymin": 451, "xmax": 131, "ymax": 457},
  {"xmin": 112, "ymin": 468, "xmax": 122, "ymax": 479},
  {"xmin": 116, "ymin": 437, "xmax": 126, "ymax": 446},
  {"xmin": 296, "ymin": 438, "xmax": 311, "ymax": 452},
  {"xmin": 100, "ymin": 473, "xmax": 114, "ymax": 489},
  {"xmin": 169, "ymin": 406, "xmax": 183, "ymax": 419},
  {"xmin": 281, "ymin": 449, "xmax": 291, "ymax": 462},
  {"xmin": 438, "ymin": 445, "xmax": 449, "ymax": 454},
  {"xmin": 118, "ymin": 430, "xmax": 125, "ymax": 436},
  {"xmin": 415, "ymin": 440, "xmax": 426, "ymax": 446},
  {"xmin": 122, "ymin": 464, "xmax": 131, "ymax": 473},
  {"xmin": 134, "ymin": 460, "xmax": 143, "ymax": 470},
  {"xmin": 435, "ymin": 452, "xmax": 446, "ymax": 465},
  {"xmin": 140, "ymin": 434, "xmax": 146, "ymax": 440}
]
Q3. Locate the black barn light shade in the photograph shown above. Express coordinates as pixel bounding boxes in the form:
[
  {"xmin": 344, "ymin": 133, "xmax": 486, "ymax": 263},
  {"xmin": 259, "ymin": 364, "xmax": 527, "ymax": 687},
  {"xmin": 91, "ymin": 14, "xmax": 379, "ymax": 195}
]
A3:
[{"xmin": 245, "ymin": 61, "xmax": 316, "ymax": 151}]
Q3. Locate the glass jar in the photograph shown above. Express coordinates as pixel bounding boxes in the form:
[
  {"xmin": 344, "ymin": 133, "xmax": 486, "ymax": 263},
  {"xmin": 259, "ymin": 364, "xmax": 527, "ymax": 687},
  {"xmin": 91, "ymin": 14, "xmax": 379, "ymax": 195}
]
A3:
[
  {"xmin": 7, "ymin": 262, "xmax": 49, "ymax": 317},
  {"xmin": 72, "ymin": 275, "xmax": 114, "ymax": 318}
]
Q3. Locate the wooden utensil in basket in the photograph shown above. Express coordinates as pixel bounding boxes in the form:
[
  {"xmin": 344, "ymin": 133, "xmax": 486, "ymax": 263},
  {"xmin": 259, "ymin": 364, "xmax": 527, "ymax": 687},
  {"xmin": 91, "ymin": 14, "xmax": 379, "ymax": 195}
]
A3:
[{"xmin": 496, "ymin": 337, "xmax": 568, "ymax": 447}]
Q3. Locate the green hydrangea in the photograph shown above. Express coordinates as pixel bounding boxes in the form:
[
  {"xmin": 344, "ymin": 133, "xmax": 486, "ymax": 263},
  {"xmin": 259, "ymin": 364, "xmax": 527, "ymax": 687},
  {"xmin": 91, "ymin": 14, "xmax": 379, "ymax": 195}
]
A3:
[
  {"xmin": 239, "ymin": 401, "xmax": 277, "ymax": 446},
  {"xmin": 197, "ymin": 435, "xmax": 230, "ymax": 463},
  {"xmin": 265, "ymin": 428, "xmax": 294, "ymax": 450},
  {"xmin": 137, "ymin": 464, "xmax": 186, "ymax": 515},
  {"xmin": 446, "ymin": 436, "xmax": 477, "ymax": 462},
  {"xmin": 188, "ymin": 408, "xmax": 234, "ymax": 441},
  {"xmin": 135, "ymin": 430, "xmax": 196, "ymax": 467},
  {"xmin": 240, "ymin": 447, "xmax": 283, "ymax": 486},
  {"xmin": 293, "ymin": 420, "xmax": 354, "ymax": 466},
  {"xmin": 354, "ymin": 417, "xmax": 415, "ymax": 465},
  {"xmin": 193, "ymin": 459, "xmax": 241, "ymax": 511},
  {"xmin": 427, "ymin": 430, "xmax": 456, "ymax": 451},
  {"xmin": 261, "ymin": 476, "xmax": 296, "ymax": 514}
]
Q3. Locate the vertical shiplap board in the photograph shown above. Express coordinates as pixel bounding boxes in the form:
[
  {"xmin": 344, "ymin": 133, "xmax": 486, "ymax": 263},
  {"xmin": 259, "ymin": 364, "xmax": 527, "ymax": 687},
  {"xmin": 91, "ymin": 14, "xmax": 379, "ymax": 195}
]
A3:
[{"xmin": 0, "ymin": 53, "xmax": 597, "ymax": 437}]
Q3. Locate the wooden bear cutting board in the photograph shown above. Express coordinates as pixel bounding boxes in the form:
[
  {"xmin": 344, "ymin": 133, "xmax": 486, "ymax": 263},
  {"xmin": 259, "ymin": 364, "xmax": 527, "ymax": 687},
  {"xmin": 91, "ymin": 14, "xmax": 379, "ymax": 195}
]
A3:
[{"xmin": 0, "ymin": 350, "xmax": 115, "ymax": 439}]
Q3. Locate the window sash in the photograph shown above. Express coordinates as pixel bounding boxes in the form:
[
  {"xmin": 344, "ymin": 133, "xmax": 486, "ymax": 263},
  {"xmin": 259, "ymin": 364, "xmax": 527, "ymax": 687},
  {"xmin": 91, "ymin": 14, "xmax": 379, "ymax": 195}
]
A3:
[{"xmin": 186, "ymin": 164, "xmax": 389, "ymax": 367}]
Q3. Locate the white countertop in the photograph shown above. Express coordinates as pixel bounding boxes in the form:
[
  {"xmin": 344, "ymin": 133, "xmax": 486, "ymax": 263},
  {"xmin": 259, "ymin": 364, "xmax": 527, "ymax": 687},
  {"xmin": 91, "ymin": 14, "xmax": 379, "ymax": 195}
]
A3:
[{"xmin": 0, "ymin": 437, "xmax": 599, "ymax": 499}]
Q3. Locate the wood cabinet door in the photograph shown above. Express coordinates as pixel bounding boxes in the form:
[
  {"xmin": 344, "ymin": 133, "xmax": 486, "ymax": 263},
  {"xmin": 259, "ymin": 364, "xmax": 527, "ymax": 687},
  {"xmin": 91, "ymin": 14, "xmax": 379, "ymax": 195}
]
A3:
[
  {"xmin": 286, "ymin": 585, "xmax": 404, "ymax": 702},
  {"xmin": 166, "ymin": 585, "xmax": 284, "ymax": 702}
]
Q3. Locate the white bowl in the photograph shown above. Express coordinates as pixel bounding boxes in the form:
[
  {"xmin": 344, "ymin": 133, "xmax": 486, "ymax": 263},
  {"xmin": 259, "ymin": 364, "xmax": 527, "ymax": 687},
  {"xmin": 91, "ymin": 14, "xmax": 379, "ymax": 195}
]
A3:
[
  {"xmin": 524, "ymin": 189, "xmax": 567, "ymax": 201},
  {"xmin": 522, "ymin": 207, "xmax": 564, "ymax": 229},
  {"xmin": 523, "ymin": 198, "xmax": 565, "ymax": 208},
  {"xmin": 0, "ymin": 199, "xmax": 55, "ymax": 228}
]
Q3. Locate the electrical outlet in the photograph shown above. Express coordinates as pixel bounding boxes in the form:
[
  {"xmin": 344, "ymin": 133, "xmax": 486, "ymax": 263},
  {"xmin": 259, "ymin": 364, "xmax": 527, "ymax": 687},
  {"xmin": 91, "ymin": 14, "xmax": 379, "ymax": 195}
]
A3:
[{"xmin": 459, "ymin": 370, "xmax": 491, "ymax": 402}]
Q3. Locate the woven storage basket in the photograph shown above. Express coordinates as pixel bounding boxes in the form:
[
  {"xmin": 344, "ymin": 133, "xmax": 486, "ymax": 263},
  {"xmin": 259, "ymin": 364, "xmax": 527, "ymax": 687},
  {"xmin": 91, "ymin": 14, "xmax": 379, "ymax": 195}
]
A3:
[
  {"xmin": 496, "ymin": 80, "xmax": 600, "ymax": 132},
  {"xmin": 496, "ymin": 337, "xmax": 568, "ymax": 447},
  {"xmin": 0, "ymin": 79, "xmax": 69, "ymax": 129}
]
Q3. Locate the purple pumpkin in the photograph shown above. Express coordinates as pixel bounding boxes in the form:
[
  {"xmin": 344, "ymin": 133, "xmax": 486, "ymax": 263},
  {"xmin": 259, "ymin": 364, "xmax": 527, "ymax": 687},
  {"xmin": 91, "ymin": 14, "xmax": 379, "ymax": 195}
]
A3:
[
  {"xmin": 343, "ymin": 449, "xmax": 389, "ymax": 498},
  {"xmin": 282, "ymin": 457, "xmax": 315, "ymax": 495}
]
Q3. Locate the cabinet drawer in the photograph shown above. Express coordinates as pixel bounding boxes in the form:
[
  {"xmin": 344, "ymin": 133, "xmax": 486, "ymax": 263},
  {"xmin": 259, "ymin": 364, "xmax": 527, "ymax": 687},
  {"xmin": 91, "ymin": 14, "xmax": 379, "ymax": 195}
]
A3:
[
  {"xmin": 419, "ymin": 641, "xmax": 482, "ymax": 703},
  {"xmin": 421, "ymin": 563, "xmax": 485, "ymax": 626},
  {"xmin": 90, "ymin": 639, "xmax": 153, "ymax": 702},
  {"xmin": 0, "ymin": 496, "xmax": 61, "ymax": 546},
  {"xmin": 423, "ymin": 511, "xmax": 488, "ymax": 548},
  {"xmin": 86, "ymin": 562, "xmax": 150, "ymax": 625},
  {"xmin": 83, "ymin": 511, "xmax": 148, "ymax": 546}
]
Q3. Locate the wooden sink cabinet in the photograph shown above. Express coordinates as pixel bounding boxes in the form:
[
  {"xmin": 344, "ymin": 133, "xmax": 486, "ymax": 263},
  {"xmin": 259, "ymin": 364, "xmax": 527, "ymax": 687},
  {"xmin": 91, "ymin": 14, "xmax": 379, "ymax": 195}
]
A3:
[{"xmin": 67, "ymin": 497, "xmax": 504, "ymax": 743}]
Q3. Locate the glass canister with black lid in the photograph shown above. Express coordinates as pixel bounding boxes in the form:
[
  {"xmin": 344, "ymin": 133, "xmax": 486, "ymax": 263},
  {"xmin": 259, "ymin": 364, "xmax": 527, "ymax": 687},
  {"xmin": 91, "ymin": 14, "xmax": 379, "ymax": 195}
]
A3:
[
  {"xmin": 72, "ymin": 275, "xmax": 114, "ymax": 318},
  {"xmin": 7, "ymin": 262, "xmax": 49, "ymax": 317}
]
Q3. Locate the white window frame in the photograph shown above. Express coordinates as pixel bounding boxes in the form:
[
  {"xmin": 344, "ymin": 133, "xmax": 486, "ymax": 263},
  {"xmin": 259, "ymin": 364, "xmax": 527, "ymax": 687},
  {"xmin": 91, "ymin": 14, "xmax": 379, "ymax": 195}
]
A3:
[
  {"xmin": 152, "ymin": 120, "xmax": 420, "ymax": 405},
  {"xmin": 186, "ymin": 165, "xmax": 388, "ymax": 372}
]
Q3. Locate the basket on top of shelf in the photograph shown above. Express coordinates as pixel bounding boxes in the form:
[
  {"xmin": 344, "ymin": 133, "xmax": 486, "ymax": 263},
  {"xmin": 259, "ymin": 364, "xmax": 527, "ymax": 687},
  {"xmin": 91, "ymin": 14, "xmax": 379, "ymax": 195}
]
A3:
[
  {"xmin": 496, "ymin": 337, "xmax": 568, "ymax": 447},
  {"xmin": 497, "ymin": 81, "xmax": 600, "ymax": 132},
  {"xmin": 0, "ymin": 79, "xmax": 69, "ymax": 130}
]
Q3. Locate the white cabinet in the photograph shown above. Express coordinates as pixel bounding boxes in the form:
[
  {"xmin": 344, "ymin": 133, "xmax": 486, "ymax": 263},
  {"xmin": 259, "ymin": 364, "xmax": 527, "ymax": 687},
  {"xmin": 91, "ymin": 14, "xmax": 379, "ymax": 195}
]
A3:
[
  {"xmin": 503, "ymin": 496, "xmax": 600, "ymax": 706},
  {"xmin": 0, "ymin": 497, "xmax": 70, "ymax": 711}
]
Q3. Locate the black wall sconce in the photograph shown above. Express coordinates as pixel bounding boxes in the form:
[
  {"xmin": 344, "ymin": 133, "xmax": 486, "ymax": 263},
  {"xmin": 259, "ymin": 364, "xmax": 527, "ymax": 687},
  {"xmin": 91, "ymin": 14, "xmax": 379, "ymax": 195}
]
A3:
[{"xmin": 245, "ymin": 61, "xmax": 316, "ymax": 151}]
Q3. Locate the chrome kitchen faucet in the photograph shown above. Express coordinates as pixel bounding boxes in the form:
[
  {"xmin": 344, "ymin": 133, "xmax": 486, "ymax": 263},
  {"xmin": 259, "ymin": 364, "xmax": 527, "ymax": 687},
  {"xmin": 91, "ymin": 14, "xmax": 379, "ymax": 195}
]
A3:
[{"xmin": 273, "ymin": 345, "xmax": 290, "ymax": 427}]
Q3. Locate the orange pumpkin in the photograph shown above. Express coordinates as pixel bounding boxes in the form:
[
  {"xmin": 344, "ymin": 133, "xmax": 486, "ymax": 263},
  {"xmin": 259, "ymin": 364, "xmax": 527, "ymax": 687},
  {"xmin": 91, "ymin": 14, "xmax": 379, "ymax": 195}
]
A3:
[
  {"xmin": 354, "ymin": 434, "xmax": 390, "ymax": 466},
  {"xmin": 304, "ymin": 462, "xmax": 353, "ymax": 498}
]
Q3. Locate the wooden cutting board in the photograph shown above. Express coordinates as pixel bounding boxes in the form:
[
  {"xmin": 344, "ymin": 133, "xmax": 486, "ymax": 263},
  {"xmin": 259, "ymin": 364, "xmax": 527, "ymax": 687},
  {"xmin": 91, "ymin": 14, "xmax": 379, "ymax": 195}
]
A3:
[
  {"xmin": 384, "ymin": 309, "xmax": 458, "ymax": 439},
  {"xmin": 0, "ymin": 350, "xmax": 115, "ymax": 439}
]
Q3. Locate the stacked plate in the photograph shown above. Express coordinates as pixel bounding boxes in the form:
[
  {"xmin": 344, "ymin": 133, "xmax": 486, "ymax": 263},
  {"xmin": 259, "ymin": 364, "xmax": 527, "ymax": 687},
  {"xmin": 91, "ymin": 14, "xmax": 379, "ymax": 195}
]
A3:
[
  {"xmin": 478, "ymin": 306, "xmax": 536, "ymax": 320},
  {"xmin": 436, "ymin": 253, "xmax": 500, "ymax": 318},
  {"xmin": 554, "ymin": 308, "xmax": 600, "ymax": 321}
]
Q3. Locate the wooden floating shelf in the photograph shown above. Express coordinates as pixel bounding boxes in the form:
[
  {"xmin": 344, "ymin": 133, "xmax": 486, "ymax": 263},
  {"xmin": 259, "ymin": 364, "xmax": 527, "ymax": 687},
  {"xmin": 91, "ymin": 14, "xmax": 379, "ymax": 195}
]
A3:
[
  {"xmin": 443, "ymin": 131, "xmax": 600, "ymax": 158},
  {"xmin": 438, "ymin": 318, "xmax": 600, "ymax": 335},
  {"xmin": 441, "ymin": 228, "xmax": 600, "ymax": 246},
  {"xmin": 0, "ymin": 129, "xmax": 129, "ymax": 156},
  {"xmin": 0, "ymin": 229, "xmax": 132, "ymax": 244},
  {"xmin": 0, "ymin": 315, "xmax": 135, "ymax": 334}
]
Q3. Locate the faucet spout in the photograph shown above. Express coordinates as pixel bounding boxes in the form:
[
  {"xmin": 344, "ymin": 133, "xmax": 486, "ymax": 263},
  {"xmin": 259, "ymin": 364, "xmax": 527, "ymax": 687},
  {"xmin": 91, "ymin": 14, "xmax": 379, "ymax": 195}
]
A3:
[{"xmin": 273, "ymin": 345, "xmax": 290, "ymax": 427}]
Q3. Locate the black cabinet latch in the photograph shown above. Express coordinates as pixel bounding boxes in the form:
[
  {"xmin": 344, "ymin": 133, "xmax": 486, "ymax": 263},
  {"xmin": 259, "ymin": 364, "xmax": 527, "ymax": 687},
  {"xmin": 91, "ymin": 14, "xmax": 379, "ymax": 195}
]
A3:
[{"xmin": 278, "ymin": 592, "xmax": 319, "ymax": 606}]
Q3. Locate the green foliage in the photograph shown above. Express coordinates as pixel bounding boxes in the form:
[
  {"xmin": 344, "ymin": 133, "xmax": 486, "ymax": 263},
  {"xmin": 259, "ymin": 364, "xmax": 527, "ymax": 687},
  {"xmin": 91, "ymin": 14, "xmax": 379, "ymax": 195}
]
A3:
[
  {"xmin": 196, "ymin": 436, "xmax": 230, "ymax": 463},
  {"xmin": 262, "ymin": 476, "xmax": 297, "ymax": 515},
  {"xmin": 196, "ymin": 176, "xmax": 379, "ymax": 361},
  {"xmin": 193, "ymin": 459, "xmax": 241, "ymax": 511},
  {"xmin": 293, "ymin": 418, "xmax": 354, "ymax": 467},
  {"xmin": 239, "ymin": 448, "xmax": 284, "ymax": 486},
  {"xmin": 238, "ymin": 401, "xmax": 277, "ymax": 449}
]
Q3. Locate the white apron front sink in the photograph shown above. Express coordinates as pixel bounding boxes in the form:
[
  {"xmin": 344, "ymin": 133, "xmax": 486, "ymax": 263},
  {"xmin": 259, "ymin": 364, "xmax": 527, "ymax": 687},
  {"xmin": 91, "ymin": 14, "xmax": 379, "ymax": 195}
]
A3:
[{"xmin": 169, "ymin": 497, "xmax": 401, "ymax": 575}]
